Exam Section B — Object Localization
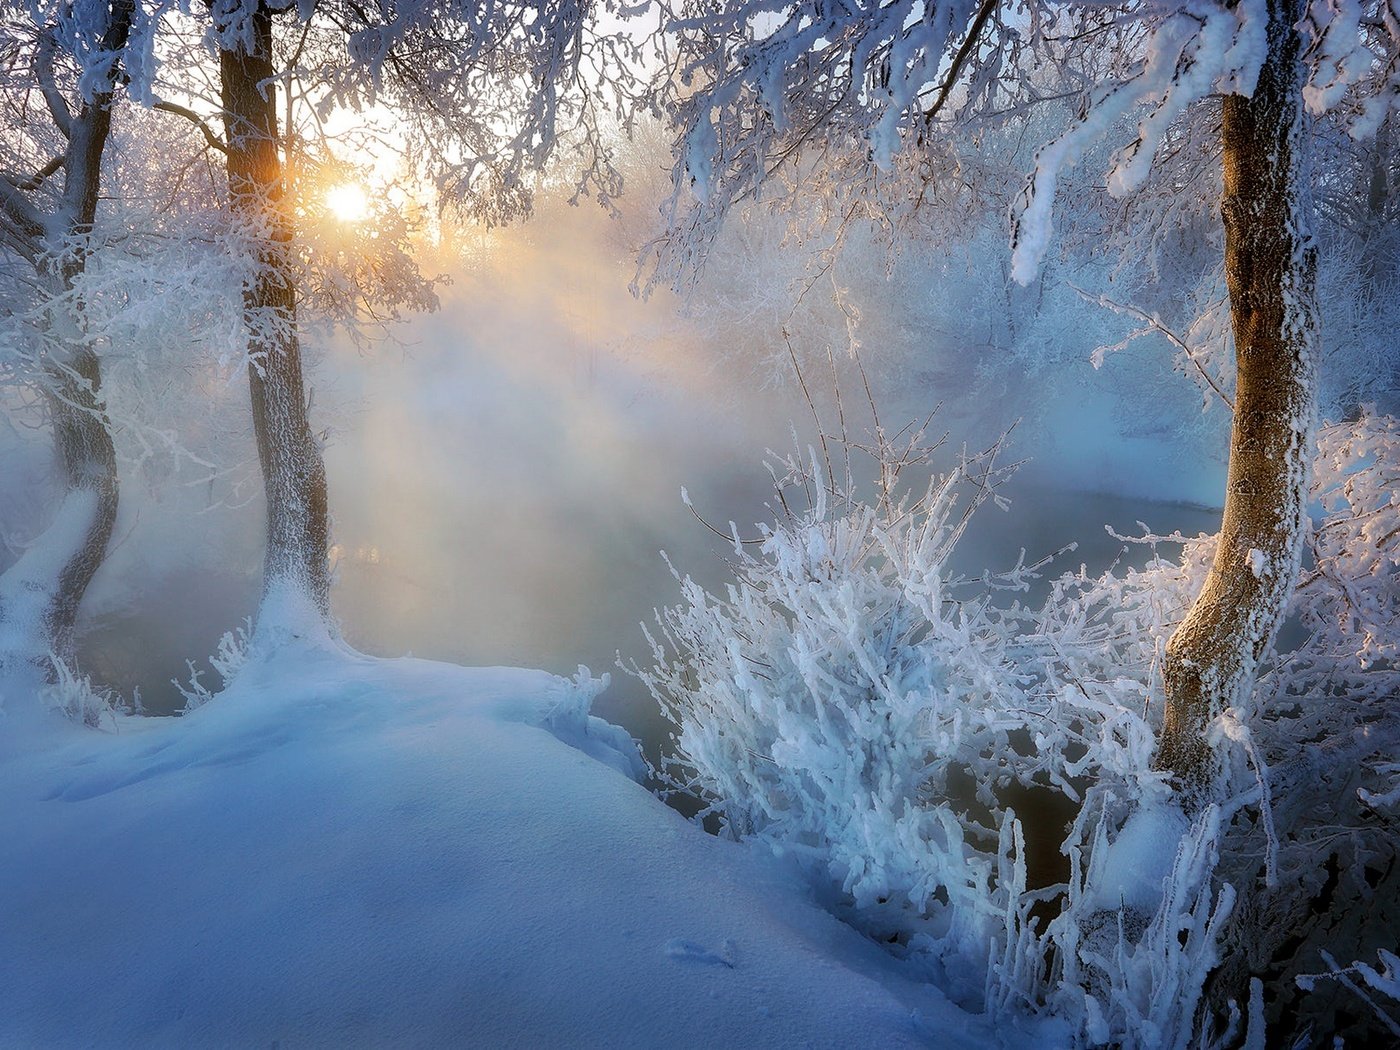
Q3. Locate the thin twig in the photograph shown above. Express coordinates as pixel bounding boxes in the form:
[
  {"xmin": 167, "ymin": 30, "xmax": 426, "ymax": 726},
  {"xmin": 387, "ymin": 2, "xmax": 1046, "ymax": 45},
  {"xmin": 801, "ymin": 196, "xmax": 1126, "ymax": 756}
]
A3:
[{"xmin": 1070, "ymin": 283, "xmax": 1234, "ymax": 411}]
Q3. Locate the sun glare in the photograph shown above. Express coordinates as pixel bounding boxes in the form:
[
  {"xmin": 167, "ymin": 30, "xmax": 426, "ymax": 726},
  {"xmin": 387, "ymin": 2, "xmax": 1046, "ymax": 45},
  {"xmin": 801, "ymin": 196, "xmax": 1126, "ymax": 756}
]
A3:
[{"xmin": 325, "ymin": 182, "xmax": 370, "ymax": 223}]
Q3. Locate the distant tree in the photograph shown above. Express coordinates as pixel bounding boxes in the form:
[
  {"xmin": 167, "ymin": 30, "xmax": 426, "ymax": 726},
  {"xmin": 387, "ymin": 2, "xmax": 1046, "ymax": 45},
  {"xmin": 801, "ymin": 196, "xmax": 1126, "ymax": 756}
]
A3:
[{"xmin": 649, "ymin": 0, "xmax": 1400, "ymax": 797}]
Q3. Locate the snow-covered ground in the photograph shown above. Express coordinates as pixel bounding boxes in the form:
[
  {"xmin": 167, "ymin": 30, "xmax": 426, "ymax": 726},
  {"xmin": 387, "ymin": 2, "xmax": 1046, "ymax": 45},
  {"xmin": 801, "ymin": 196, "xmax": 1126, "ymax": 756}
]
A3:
[{"xmin": 0, "ymin": 633, "xmax": 1043, "ymax": 1048}]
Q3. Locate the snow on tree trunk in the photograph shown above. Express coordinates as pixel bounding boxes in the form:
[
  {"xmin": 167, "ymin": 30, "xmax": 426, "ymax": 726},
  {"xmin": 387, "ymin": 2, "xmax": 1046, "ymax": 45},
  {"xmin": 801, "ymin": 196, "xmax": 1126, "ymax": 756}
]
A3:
[
  {"xmin": 0, "ymin": 2, "xmax": 130, "ymax": 676},
  {"xmin": 1156, "ymin": 0, "xmax": 1319, "ymax": 794},
  {"xmin": 38, "ymin": 348, "xmax": 119, "ymax": 656},
  {"xmin": 218, "ymin": 3, "xmax": 331, "ymax": 619}
]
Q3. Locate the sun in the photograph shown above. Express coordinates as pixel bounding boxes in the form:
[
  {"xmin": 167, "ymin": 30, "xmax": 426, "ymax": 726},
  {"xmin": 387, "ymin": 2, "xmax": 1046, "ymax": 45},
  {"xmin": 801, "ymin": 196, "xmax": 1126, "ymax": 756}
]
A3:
[{"xmin": 325, "ymin": 182, "xmax": 370, "ymax": 223}]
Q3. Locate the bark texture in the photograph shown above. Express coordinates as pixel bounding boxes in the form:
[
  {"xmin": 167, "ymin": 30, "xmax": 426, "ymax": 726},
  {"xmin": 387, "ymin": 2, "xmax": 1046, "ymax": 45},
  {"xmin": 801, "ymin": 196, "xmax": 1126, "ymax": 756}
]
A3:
[
  {"xmin": 40, "ymin": 347, "xmax": 119, "ymax": 654},
  {"xmin": 1155, "ymin": 0, "xmax": 1319, "ymax": 794},
  {"xmin": 218, "ymin": 4, "xmax": 331, "ymax": 615}
]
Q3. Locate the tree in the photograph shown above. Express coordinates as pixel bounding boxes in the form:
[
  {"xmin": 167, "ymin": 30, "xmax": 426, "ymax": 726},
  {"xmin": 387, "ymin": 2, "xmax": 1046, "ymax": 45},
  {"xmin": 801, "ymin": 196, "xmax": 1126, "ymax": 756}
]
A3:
[
  {"xmin": 648, "ymin": 0, "xmax": 1397, "ymax": 796},
  {"xmin": 1156, "ymin": 0, "xmax": 1317, "ymax": 790},
  {"xmin": 0, "ymin": 0, "xmax": 132, "ymax": 679},
  {"xmin": 173, "ymin": 0, "xmax": 644, "ymax": 629},
  {"xmin": 215, "ymin": 1, "xmax": 332, "ymax": 618}
]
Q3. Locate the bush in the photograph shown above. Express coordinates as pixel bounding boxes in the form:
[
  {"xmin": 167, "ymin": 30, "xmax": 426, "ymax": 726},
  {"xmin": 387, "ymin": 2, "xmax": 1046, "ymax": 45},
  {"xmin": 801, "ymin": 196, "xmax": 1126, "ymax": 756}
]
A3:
[
  {"xmin": 174, "ymin": 618, "xmax": 252, "ymax": 712},
  {"xmin": 632, "ymin": 428, "xmax": 1053, "ymax": 1002},
  {"xmin": 43, "ymin": 655, "xmax": 132, "ymax": 729},
  {"xmin": 637, "ymin": 409, "xmax": 1400, "ymax": 1046}
]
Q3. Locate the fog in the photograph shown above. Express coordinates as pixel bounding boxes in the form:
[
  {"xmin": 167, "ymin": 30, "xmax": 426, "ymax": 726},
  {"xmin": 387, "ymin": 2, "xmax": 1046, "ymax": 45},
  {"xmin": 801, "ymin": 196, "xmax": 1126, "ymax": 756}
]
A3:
[{"xmin": 35, "ymin": 198, "xmax": 1229, "ymax": 762}]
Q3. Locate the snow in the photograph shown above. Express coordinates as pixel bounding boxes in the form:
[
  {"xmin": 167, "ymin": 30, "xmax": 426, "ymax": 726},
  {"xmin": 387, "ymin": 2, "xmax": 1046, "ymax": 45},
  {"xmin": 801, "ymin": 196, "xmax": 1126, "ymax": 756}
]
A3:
[
  {"xmin": 1087, "ymin": 800, "xmax": 1190, "ymax": 915},
  {"xmin": 0, "ymin": 637, "xmax": 1029, "ymax": 1049},
  {"xmin": 0, "ymin": 489, "xmax": 104, "ymax": 741},
  {"xmin": 0, "ymin": 488, "xmax": 99, "ymax": 663},
  {"xmin": 1301, "ymin": 0, "xmax": 1367, "ymax": 116},
  {"xmin": 1247, "ymin": 547, "xmax": 1268, "ymax": 579},
  {"xmin": 684, "ymin": 117, "xmax": 717, "ymax": 200}
]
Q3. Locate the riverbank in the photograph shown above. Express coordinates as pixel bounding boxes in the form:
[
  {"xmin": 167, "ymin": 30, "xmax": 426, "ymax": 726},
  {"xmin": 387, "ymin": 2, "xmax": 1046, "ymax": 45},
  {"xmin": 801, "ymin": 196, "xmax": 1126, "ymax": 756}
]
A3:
[{"xmin": 0, "ymin": 634, "xmax": 1047, "ymax": 1048}]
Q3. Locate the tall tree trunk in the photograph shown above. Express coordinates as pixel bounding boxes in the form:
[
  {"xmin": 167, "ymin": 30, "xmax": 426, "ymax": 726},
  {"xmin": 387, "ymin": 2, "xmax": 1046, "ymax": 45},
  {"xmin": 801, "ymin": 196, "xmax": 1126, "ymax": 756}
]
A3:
[
  {"xmin": 1155, "ymin": 0, "xmax": 1318, "ymax": 794},
  {"xmin": 0, "ymin": 3, "xmax": 130, "ymax": 673},
  {"xmin": 3, "ymin": 323, "xmax": 121, "ymax": 673},
  {"xmin": 217, "ymin": 3, "xmax": 331, "ymax": 618}
]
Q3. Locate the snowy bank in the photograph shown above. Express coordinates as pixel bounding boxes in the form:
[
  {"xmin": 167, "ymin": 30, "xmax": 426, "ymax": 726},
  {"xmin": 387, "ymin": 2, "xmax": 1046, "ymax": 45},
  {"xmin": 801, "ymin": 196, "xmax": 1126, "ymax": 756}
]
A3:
[{"xmin": 0, "ymin": 642, "xmax": 1034, "ymax": 1048}]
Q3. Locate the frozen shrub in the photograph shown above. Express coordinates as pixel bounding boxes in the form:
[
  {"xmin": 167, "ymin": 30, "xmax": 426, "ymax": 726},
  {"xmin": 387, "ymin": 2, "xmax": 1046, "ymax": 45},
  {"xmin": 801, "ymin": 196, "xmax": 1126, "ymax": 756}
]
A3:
[
  {"xmin": 631, "ymin": 423, "xmax": 1237, "ymax": 1028},
  {"xmin": 641, "ymin": 409, "xmax": 1400, "ymax": 1046},
  {"xmin": 632, "ymin": 430, "xmax": 1054, "ymax": 998},
  {"xmin": 173, "ymin": 663, "xmax": 215, "ymax": 712},
  {"xmin": 175, "ymin": 618, "xmax": 253, "ymax": 712},
  {"xmin": 210, "ymin": 618, "xmax": 253, "ymax": 685},
  {"xmin": 984, "ymin": 521, "xmax": 1248, "ymax": 1043},
  {"xmin": 43, "ymin": 655, "xmax": 128, "ymax": 729},
  {"xmin": 1301, "ymin": 410, "xmax": 1400, "ymax": 669},
  {"xmin": 1297, "ymin": 949, "xmax": 1400, "ymax": 1040},
  {"xmin": 1027, "ymin": 410, "xmax": 1400, "ymax": 1044},
  {"xmin": 1208, "ymin": 409, "xmax": 1400, "ymax": 1040}
]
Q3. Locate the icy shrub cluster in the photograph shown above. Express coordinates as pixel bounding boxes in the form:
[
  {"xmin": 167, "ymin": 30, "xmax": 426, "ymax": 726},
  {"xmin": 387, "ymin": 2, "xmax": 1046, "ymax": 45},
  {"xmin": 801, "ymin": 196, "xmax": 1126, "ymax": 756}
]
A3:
[
  {"xmin": 1297, "ymin": 948, "xmax": 1400, "ymax": 1039},
  {"xmin": 1298, "ymin": 409, "xmax": 1400, "ymax": 667},
  {"xmin": 175, "ymin": 618, "xmax": 252, "ymax": 712},
  {"xmin": 1222, "ymin": 408, "xmax": 1400, "ymax": 1039},
  {"xmin": 210, "ymin": 618, "xmax": 253, "ymax": 684},
  {"xmin": 1004, "ymin": 516, "xmax": 1260, "ymax": 1043},
  {"xmin": 633, "ymin": 434, "xmax": 1037, "ymax": 993},
  {"xmin": 43, "ymin": 655, "xmax": 132, "ymax": 729},
  {"xmin": 639, "ymin": 408, "xmax": 1400, "ymax": 1046},
  {"xmin": 1034, "ymin": 409, "xmax": 1400, "ymax": 1044}
]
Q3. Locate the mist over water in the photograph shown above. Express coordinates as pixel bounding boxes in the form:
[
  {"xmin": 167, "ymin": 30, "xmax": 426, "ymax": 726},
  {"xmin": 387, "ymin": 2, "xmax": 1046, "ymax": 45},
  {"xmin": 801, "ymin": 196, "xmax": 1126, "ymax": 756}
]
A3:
[{"xmin": 55, "ymin": 202, "xmax": 1228, "ymax": 765}]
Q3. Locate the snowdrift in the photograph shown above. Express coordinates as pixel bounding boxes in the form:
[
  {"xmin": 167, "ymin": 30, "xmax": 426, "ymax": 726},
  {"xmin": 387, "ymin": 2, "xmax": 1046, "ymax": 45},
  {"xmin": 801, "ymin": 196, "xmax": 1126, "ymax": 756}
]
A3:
[{"xmin": 0, "ymin": 639, "xmax": 1028, "ymax": 1048}]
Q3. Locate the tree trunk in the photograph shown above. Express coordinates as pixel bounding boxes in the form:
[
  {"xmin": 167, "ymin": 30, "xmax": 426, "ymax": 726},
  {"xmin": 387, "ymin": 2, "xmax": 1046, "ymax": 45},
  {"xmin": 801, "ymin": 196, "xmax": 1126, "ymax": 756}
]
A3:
[
  {"xmin": 38, "ymin": 347, "xmax": 120, "ymax": 657},
  {"xmin": 0, "ymin": 3, "xmax": 130, "ymax": 673},
  {"xmin": 218, "ymin": 3, "xmax": 331, "ymax": 617},
  {"xmin": 1155, "ymin": 0, "xmax": 1318, "ymax": 794},
  {"xmin": 40, "ymin": 0, "xmax": 133, "ymax": 655}
]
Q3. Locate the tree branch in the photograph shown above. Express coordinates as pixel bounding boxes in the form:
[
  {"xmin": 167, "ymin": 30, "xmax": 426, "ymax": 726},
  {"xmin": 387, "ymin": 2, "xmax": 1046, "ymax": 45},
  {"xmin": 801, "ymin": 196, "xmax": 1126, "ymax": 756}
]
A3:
[
  {"xmin": 922, "ymin": 0, "xmax": 1000, "ymax": 124},
  {"xmin": 5, "ymin": 156, "xmax": 66, "ymax": 192},
  {"xmin": 36, "ymin": 30, "xmax": 74, "ymax": 139},
  {"xmin": 153, "ymin": 101, "xmax": 230, "ymax": 154},
  {"xmin": 0, "ymin": 175, "xmax": 48, "ymax": 247},
  {"xmin": 1069, "ymin": 283, "xmax": 1235, "ymax": 411}
]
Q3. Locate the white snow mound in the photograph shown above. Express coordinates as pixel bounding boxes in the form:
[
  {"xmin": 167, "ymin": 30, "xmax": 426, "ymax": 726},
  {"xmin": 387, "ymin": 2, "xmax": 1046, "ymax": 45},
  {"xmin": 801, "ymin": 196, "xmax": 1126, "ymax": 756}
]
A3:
[{"xmin": 0, "ymin": 641, "xmax": 1023, "ymax": 1048}]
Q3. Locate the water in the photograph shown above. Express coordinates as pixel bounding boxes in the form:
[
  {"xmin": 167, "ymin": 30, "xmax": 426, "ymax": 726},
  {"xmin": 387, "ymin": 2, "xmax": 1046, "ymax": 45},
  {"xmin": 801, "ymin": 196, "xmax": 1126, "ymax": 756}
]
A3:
[
  {"xmin": 66, "ymin": 199, "xmax": 1228, "ymax": 754},
  {"xmin": 64, "ymin": 296, "xmax": 1225, "ymax": 892},
  {"xmin": 77, "ymin": 475, "xmax": 1221, "ymax": 757},
  {"xmin": 63, "ymin": 215, "xmax": 1226, "ymax": 857}
]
